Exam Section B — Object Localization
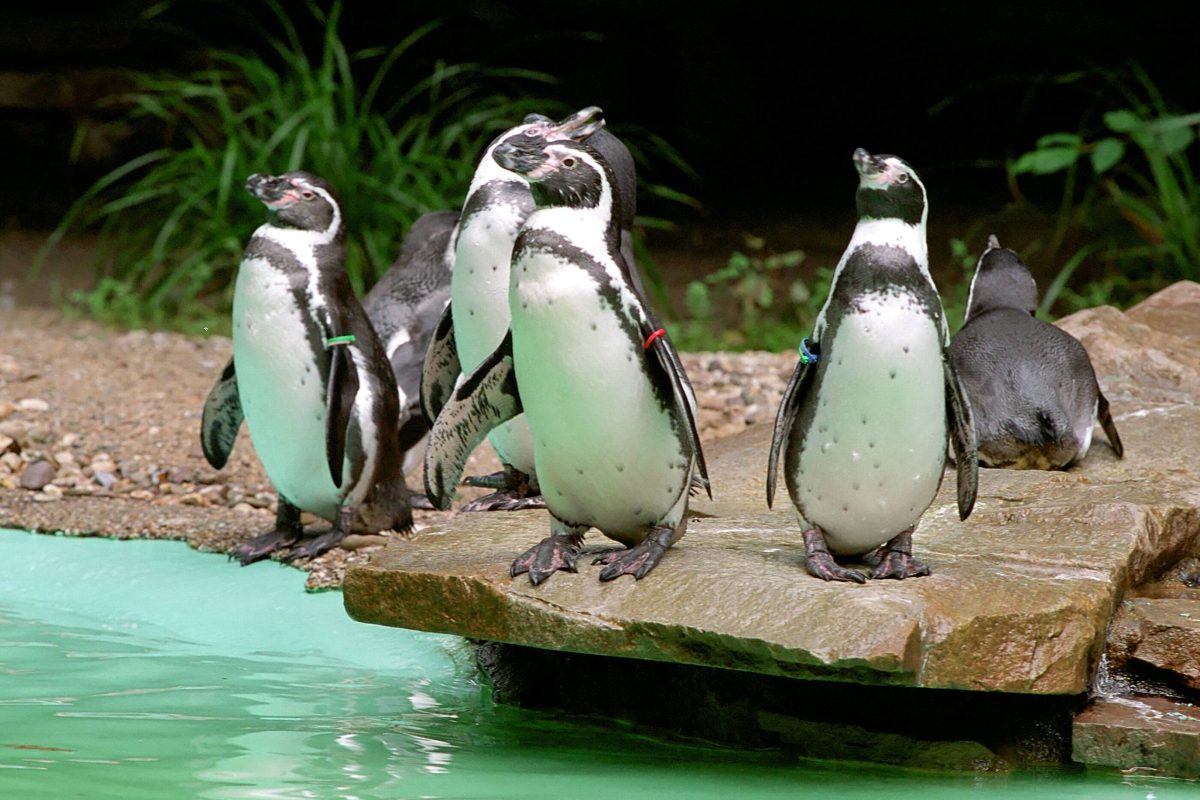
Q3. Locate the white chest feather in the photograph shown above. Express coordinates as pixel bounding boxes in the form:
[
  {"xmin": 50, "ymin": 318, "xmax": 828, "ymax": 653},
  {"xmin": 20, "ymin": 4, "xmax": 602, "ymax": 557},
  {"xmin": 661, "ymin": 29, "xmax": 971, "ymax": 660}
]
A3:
[
  {"xmin": 510, "ymin": 247, "xmax": 689, "ymax": 538},
  {"xmin": 794, "ymin": 293, "xmax": 947, "ymax": 554},
  {"xmin": 450, "ymin": 203, "xmax": 527, "ymax": 373}
]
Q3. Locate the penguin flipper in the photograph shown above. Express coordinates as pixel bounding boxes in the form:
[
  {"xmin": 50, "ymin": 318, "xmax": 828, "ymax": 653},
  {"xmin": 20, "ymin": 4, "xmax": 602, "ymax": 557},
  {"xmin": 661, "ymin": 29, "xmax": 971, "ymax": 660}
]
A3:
[
  {"xmin": 424, "ymin": 331, "xmax": 523, "ymax": 510},
  {"xmin": 767, "ymin": 356, "xmax": 816, "ymax": 509},
  {"xmin": 944, "ymin": 357, "xmax": 979, "ymax": 520},
  {"xmin": 325, "ymin": 335, "xmax": 361, "ymax": 487},
  {"xmin": 420, "ymin": 301, "xmax": 460, "ymax": 424},
  {"xmin": 1097, "ymin": 389, "xmax": 1124, "ymax": 458},
  {"xmin": 200, "ymin": 358, "xmax": 244, "ymax": 470},
  {"xmin": 643, "ymin": 322, "xmax": 710, "ymax": 499}
]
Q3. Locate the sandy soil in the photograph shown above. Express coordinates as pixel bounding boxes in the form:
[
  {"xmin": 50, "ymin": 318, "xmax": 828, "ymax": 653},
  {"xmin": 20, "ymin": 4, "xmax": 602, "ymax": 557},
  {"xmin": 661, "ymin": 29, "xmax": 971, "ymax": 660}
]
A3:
[{"xmin": 0, "ymin": 308, "xmax": 792, "ymax": 589}]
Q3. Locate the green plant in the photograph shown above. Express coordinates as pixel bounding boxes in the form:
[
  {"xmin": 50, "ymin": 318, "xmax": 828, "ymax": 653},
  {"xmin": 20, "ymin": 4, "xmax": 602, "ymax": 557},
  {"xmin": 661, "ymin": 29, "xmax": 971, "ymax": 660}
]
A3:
[
  {"xmin": 674, "ymin": 237, "xmax": 831, "ymax": 352},
  {"xmin": 38, "ymin": 1, "xmax": 558, "ymax": 333},
  {"xmin": 1010, "ymin": 63, "xmax": 1199, "ymax": 312}
]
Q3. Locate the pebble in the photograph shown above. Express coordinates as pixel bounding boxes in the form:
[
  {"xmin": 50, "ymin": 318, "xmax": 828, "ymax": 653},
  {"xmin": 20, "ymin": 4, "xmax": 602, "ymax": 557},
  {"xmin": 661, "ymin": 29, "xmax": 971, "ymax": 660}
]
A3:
[
  {"xmin": 0, "ymin": 402, "xmax": 13, "ymax": 420},
  {"xmin": 19, "ymin": 459, "xmax": 56, "ymax": 490},
  {"xmin": 1, "ymin": 452, "xmax": 23, "ymax": 471},
  {"xmin": 93, "ymin": 470, "xmax": 118, "ymax": 489},
  {"xmin": 17, "ymin": 398, "xmax": 50, "ymax": 413},
  {"xmin": 0, "ymin": 435, "xmax": 18, "ymax": 454}
]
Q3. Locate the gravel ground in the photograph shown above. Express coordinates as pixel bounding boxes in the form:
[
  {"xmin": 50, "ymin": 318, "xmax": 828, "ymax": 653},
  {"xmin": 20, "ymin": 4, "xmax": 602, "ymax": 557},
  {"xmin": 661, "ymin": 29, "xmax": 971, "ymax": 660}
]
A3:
[{"xmin": 0, "ymin": 308, "xmax": 794, "ymax": 589}]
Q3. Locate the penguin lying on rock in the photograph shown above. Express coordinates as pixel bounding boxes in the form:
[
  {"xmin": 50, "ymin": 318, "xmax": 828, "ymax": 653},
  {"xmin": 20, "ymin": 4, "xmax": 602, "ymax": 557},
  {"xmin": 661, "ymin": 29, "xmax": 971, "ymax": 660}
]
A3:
[
  {"xmin": 768, "ymin": 149, "xmax": 977, "ymax": 583},
  {"xmin": 948, "ymin": 235, "xmax": 1123, "ymax": 469},
  {"xmin": 424, "ymin": 137, "xmax": 709, "ymax": 584},
  {"xmin": 420, "ymin": 106, "xmax": 643, "ymax": 512},
  {"xmin": 201, "ymin": 171, "xmax": 413, "ymax": 565}
]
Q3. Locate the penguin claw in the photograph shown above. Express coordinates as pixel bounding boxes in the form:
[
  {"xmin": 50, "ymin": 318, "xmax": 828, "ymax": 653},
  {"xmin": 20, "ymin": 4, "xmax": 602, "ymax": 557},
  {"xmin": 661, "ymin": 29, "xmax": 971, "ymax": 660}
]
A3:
[
  {"xmin": 230, "ymin": 529, "xmax": 302, "ymax": 566},
  {"xmin": 511, "ymin": 534, "xmax": 582, "ymax": 585},
  {"xmin": 283, "ymin": 530, "xmax": 346, "ymax": 563},
  {"xmin": 869, "ymin": 551, "xmax": 932, "ymax": 580},
  {"xmin": 867, "ymin": 530, "xmax": 931, "ymax": 580},
  {"xmin": 801, "ymin": 528, "xmax": 866, "ymax": 583},
  {"xmin": 462, "ymin": 490, "xmax": 547, "ymax": 513},
  {"xmin": 593, "ymin": 527, "xmax": 673, "ymax": 581},
  {"xmin": 804, "ymin": 552, "xmax": 868, "ymax": 584}
]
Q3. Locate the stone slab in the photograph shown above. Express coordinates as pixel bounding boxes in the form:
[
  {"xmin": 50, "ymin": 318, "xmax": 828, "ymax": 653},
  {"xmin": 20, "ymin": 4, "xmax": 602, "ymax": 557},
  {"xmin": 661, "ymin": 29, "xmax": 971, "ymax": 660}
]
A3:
[
  {"xmin": 345, "ymin": 283, "xmax": 1200, "ymax": 696},
  {"xmin": 1073, "ymin": 696, "xmax": 1200, "ymax": 778}
]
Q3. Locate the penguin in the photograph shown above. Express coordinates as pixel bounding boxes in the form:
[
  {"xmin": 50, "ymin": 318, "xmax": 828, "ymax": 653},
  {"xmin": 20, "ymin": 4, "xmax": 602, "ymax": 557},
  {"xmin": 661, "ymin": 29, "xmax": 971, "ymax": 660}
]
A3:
[
  {"xmin": 361, "ymin": 209, "xmax": 458, "ymax": 482},
  {"xmin": 767, "ymin": 149, "xmax": 977, "ymax": 583},
  {"xmin": 423, "ymin": 138, "xmax": 709, "ymax": 584},
  {"xmin": 420, "ymin": 106, "xmax": 644, "ymax": 512},
  {"xmin": 201, "ymin": 171, "xmax": 413, "ymax": 565},
  {"xmin": 948, "ymin": 235, "xmax": 1124, "ymax": 469}
]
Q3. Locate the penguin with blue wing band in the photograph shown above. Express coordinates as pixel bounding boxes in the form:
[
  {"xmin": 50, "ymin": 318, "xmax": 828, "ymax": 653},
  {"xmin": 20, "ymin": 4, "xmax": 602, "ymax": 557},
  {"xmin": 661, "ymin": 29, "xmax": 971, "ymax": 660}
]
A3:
[{"xmin": 768, "ymin": 150, "xmax": 977, "ymax": 583}]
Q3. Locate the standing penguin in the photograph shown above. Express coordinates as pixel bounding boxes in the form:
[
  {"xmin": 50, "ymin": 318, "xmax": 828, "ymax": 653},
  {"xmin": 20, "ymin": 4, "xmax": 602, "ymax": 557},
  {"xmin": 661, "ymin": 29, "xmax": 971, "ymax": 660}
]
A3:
[
  {"xmin": 424, "ymin": 138, "xmax": 709, "ymax": 584},
  {"xmin": 201, "ymin": 171, "xmax": 413, "ymax": 564},
  {"xmin": 948, "ymin": 235, "xmax": 1123, "ymax": 469},
  {"xmin": 420, "ymin": 106, "xmax": 643, "ymax": 511},
  {"xmin": 767, "ymin": 149, "xmax": 977, "ymax": 583},
  {"xmin": 361, "ymin": 209, "xmax": 458, "ymax": 481}
]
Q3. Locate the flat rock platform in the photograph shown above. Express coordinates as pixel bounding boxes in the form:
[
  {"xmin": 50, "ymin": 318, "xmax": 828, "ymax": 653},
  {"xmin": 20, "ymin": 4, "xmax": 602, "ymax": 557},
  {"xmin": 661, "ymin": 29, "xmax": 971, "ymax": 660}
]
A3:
[{"xmin": 345, "ymin": 283, "xmax": 1200, "ymax": 699}]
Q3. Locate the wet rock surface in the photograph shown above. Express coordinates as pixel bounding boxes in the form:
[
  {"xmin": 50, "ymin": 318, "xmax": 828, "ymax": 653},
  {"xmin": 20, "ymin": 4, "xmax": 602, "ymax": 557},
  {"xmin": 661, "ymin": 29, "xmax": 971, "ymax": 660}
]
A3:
[{"xmin": 1073, "ymin": 696, "xmax": 1200, "ymax": 778}]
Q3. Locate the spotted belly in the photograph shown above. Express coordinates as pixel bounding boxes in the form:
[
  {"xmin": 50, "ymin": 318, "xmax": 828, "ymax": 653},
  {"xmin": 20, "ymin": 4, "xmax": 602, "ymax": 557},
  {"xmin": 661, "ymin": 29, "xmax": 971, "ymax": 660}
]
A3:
[
  {"xmin": 511, "ymin": 253, "xmax": 689, "ymax": 543},
  {"xmin": 232, "ymin": 257, "xmax": 346, "ymax": 519},
  {"xmin": 791, "ymin": 300, "xmax": 947, "ymax": 554}
]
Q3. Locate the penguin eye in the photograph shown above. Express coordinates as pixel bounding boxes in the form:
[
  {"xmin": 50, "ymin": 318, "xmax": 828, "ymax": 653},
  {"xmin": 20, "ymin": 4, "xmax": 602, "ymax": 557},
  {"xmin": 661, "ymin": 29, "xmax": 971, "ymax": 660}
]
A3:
[
  {"xmin": 896, "ymin": 173, "xmax": 910, "ymax": 184},
  {"xmin": 300, "ymin": 191, "xmax": 316, "ymax": 200},
  {"xmin": 562, "ymin": 157, "xmax": 576, "ymax": 168}
]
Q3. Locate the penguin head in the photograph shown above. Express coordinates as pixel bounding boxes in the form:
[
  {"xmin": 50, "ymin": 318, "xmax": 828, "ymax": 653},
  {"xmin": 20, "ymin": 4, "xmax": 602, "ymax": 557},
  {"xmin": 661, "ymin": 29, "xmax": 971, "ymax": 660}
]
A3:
[
  {"xmin": 964, "ymin": 234, "xmax": 1039, "ymax": 321},
  {"xmin": 853, "ymin": 149, "xmax": 926, "ymax": 227},
  {"xmin": 493, "ymin": 140, "xmax": 610, "ymax": 211},
  {"xmin": 482, "ymin": 106, "xmax": 606, "ymax": 174},
  {"xmin": 246, "ymin": 171, "xmax": 342, "ymax": 236}
]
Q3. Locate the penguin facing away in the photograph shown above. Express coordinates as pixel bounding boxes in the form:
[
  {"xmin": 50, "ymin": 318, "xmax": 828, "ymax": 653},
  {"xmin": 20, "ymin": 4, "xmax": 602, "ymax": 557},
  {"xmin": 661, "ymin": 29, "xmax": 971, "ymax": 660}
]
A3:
[
  {"xmin": 201, "ymin": 171, "xmax": 413, "ymax": 564},
  {"xmin": 424, "ymin": 138, "xmax": 709, "ymax": 584},
  {"xmin": 420, "ymin": 105, "xmax": 644, "ymax": 512},
  {"xmin": 361, "ymin": 208, "xmax": 458, "ymax": 481},
  {"xmin": 948, "ymin": 235, "xmax": 1123, "ymax": 469},
  {"xmin": 767, "ymin": 149, "xmax": 977, "ymax": 583}
]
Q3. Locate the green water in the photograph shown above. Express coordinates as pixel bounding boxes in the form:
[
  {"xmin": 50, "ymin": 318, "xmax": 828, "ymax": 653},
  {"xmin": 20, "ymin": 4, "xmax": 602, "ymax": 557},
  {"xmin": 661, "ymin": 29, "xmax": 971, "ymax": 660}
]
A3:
[{"xmin": 0, "ymin": 530, "xmax": 1193, "ymax": 799}]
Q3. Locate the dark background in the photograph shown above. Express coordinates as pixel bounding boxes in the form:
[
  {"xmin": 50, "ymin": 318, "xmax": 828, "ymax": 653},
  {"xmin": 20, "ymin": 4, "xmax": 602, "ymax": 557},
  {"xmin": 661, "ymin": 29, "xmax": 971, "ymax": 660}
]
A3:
[{"xmin": 0, "ymin": 1, "xmax": 1189, "ymax": 272}]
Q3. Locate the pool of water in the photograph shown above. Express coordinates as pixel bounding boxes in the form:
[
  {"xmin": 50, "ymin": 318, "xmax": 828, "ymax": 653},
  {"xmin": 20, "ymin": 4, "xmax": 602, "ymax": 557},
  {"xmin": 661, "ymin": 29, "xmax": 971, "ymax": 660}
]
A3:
[{"xmin": 0, "ymin": 529, "xmax": 1193, "ymax": 799}]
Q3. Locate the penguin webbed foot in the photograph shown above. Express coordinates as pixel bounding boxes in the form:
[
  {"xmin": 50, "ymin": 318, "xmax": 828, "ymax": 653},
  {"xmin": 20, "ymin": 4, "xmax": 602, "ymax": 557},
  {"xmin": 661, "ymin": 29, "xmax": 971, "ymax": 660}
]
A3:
[
  {"xmin": 867, "ymin": 530, "xmax": 931, "ymax": 580},
  {"xmin": 283, "ymin": 506, "xmax": 354, "ymax": 563},
  {"xmin": 231, "ymin": 500, "xmax": 303, "ymax": 566},
  {"xmin": 462, "ymin": 490, "xmax": 547, "ymax": 513},
  {"xmin": 802, "ymin": 528, "xmax": 867, "ymax": 584},
  {"xmin": 461, "ymin": 467, "xmax": 545, "ymax": 512},
  {"xmin": 511, "ymin": 533, "xmax": 583, "ymax": 585},
  {"xmin": 592, "ymin": 526, "xmax": 674, "ymax": 582},
  {"xmin": 231, "ymin": 528, "xmax": 302, "ymax": 566}
]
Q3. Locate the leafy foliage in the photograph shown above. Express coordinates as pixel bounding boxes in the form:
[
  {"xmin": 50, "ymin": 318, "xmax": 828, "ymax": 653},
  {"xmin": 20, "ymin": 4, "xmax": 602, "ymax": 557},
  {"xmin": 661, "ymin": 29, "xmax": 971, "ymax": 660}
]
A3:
[
  {"xmin": 1009, "ymin": 63, "xmax": 1199, "ymax": 312},
  {"xmin": 39, "ymin": 1, "xmax": 559, "ymax": 333},
  {"xmin": 673, "ymin": 237, "xmax": 831, "ymax": 352}
]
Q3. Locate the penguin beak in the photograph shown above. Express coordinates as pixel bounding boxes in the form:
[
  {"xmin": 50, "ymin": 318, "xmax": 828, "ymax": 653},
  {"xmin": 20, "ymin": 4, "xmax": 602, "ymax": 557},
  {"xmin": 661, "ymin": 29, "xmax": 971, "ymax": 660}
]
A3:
[
  {"xmin": 853, "ymin": 148, "xmax": 886, "ymax": 179},
  {"xmin": 246, "ymin": 173, "xmax": 300, "ymax": 207},
  {"xmin": 493, "ymin": 140, "xmax": 549, "ymax": 176},
  {"xmin": 551, "ymin": 105, "xmax": 605, "ymax": 140},
  {"xmin": 986, "ymin": 234, "xmax": 1002, "ymax": 251}
]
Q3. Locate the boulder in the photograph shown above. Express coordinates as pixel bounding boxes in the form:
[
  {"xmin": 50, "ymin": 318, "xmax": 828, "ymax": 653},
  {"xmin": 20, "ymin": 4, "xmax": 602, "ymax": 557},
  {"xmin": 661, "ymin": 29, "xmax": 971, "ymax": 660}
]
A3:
[{"xmin": 1073, "ymin": 696, "xmax": 1200, "ymax": 778}]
